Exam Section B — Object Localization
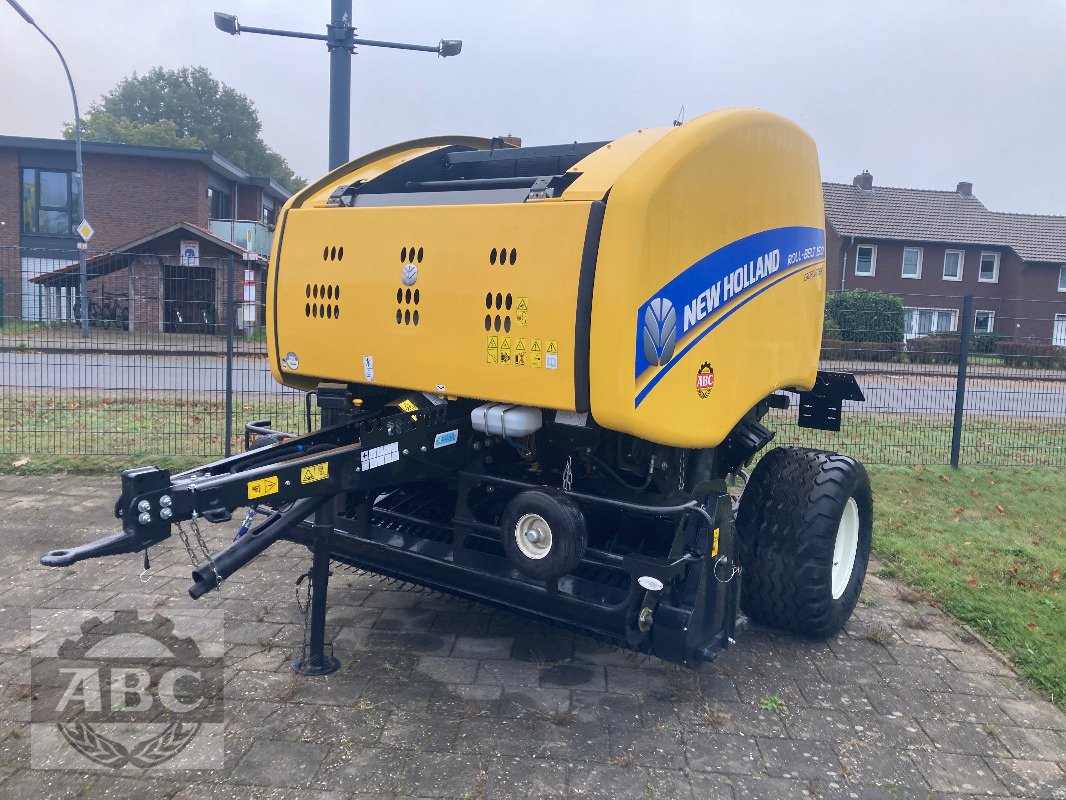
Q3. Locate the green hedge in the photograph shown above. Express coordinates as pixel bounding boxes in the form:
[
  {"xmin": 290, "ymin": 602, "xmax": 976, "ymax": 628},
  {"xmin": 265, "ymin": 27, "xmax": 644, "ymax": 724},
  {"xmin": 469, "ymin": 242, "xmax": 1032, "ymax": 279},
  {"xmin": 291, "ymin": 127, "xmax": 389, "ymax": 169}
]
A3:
[
  {"xmin": 825, "ymin": 290, "xmax": 905, "ymax": 343},
  {"xmin": 1000, "ymin": 341, "xmax": 1066, "ymax": 369}
]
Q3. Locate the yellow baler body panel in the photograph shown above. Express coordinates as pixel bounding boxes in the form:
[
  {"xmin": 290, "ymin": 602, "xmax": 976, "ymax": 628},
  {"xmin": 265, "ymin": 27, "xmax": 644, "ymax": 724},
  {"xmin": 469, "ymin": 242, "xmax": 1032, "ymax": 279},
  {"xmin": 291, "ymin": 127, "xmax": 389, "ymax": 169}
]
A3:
[
  {"xmin": 270, "ymin": 200, "xmax": 594, "ymax": 409},
  {"xmin": 589, "ymin": 109, "xmax": 826, "ymax": 448},
  {"xmin": 268, "ymin": 110, "xmax": 826, "ymax": 449}
]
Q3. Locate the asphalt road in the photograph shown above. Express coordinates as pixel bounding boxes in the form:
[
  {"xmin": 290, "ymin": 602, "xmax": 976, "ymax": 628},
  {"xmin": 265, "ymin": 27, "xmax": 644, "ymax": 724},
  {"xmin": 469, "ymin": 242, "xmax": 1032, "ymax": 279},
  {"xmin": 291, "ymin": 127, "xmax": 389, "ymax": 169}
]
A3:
[{"xmin": 2, "ymin": 351, "xmax": 1065, "ymax": 417}]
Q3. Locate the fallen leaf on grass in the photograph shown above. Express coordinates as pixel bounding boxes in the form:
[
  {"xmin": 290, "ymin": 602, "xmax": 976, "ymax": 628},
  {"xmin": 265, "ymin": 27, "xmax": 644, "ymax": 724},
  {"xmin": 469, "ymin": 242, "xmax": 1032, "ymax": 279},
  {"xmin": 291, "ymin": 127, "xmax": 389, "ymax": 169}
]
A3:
[
  {"xmin": 966, "ymin": 576, "xmax": 978, "ymax": 587},
  {"xmin": 1051, "ymin": 569, "xmax": 1061, "ymax": 583},
  {"xmin": 11, "ymin": 458, "xmax": 28, "ymax": 468},
  {"xmin": 995, "ymin": 504, "xmax": 1006, "ymax": 515},
  {"xmin": 1025, "ymin": 622, "xmax": 1037, "ymax": 630},
  {"xmin": 939, "ymin": 474, "xmax": 951, "ymax": 482}
]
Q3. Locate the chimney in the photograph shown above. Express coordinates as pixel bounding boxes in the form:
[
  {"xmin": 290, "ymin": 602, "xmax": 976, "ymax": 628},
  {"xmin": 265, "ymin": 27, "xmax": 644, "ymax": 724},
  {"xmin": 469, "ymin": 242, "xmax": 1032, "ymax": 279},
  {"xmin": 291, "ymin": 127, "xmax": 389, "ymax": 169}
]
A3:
[
  {"xmin": 956, "ymin": 181, "xmax": 973, "ymax": 197},
  {"xmin": 853, "ymin": 170, "xmax": 873, "ymax": 191}
]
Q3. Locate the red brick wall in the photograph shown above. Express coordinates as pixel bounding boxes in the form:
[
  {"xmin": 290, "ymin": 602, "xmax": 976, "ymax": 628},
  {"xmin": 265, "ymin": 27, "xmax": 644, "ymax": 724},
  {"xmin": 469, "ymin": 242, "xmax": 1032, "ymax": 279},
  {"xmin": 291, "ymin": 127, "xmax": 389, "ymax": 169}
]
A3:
[
  {"xmin": 81, "ymin": 153, "xmax": 210, "ymax": 252},
  {"xmin": 825, "ymin": 233, "xmax": 1065, "ymax": 342},
  {"xmin": 0, "ymin": 148, "xmax": 21, "ymax": 320},
  {"xmin": 236, "ymin": 185, "xmax": 262, "ymax": 222}
]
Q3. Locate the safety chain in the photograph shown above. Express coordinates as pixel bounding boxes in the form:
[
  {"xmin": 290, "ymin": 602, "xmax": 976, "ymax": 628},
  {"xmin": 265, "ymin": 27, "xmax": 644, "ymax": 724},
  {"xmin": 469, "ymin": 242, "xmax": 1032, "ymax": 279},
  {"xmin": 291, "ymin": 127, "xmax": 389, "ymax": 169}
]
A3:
[
  {"xmin": 176, "ymin": 512, "xmax": 221, "ymax": 588},
  {"xmin": 562, "ymin": 455, "xmax": 573, "ymax": 492}
]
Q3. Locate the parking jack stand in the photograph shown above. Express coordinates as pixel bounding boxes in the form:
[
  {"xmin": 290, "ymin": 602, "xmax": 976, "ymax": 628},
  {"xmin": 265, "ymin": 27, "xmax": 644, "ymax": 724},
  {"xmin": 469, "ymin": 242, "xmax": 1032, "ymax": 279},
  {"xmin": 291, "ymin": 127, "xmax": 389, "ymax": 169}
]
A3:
[{"xmin": 293, "ymin": 503, "xmax": 341, "ymax": 676}]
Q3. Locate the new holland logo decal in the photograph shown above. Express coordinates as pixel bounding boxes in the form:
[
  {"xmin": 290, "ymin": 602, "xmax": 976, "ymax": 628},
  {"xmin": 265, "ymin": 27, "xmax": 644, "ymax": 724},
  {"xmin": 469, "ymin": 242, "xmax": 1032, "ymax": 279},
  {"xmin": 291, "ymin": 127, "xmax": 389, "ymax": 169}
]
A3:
[
  {"xmin": 642, "ymin": 297, "xmax": 676, "ymax": 367},
  {"xmin": 632, "ymin": 226, "xmax": 826, "ymax": 408}
]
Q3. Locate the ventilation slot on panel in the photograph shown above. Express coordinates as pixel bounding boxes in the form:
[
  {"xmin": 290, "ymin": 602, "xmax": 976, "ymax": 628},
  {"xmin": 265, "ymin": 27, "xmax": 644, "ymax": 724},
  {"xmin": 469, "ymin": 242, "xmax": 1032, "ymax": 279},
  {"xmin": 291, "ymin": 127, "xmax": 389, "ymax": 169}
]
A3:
[
  {"xmin": 395, "ymin": 283, "xmax": 421, "ymax": 326},
  {"xmin": 304, "ymin": 284, "xmax": 341, "ymax": 320},
  {"xmin": 483, "ymin": 291, "xmax": 512, "ymax": 332},
  {"xmin": 321, "ymin": 245, "xmax": 345, "ymax": 262},
  {"xmin": 489, "ymin": 247, "xmax": 518, "ymax": 266}
]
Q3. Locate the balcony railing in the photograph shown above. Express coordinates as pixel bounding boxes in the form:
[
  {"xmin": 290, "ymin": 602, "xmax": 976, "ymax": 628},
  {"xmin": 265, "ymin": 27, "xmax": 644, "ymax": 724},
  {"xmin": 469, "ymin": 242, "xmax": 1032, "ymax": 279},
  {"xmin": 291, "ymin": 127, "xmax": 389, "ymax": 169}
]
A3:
[{"xmin": 208, "ymin": 219, "xmax": 275, "ymax": 258}]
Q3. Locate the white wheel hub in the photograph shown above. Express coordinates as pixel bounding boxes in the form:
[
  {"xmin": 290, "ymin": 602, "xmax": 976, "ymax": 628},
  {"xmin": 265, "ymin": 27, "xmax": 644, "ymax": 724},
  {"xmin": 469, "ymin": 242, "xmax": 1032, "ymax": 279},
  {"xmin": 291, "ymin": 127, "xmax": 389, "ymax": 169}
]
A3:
[
  {"xmin": 831, "ymin": 497, "xmax": 860, "ymax": 599},
  {"xmin": 515, "ymin": 513, "xmax": 552, "ymax": 560}
]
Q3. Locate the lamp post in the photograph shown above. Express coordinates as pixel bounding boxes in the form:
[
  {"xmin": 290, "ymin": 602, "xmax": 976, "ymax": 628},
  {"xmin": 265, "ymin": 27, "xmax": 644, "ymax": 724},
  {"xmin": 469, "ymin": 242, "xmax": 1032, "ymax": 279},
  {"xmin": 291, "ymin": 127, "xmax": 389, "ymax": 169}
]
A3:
[
  {"xmin": 214, "ymin": 1, "xmax": 461, "ymax": 171},
  {"xmin": 5, "ymin": 0, "xmax": 90, "ymax": 337}
]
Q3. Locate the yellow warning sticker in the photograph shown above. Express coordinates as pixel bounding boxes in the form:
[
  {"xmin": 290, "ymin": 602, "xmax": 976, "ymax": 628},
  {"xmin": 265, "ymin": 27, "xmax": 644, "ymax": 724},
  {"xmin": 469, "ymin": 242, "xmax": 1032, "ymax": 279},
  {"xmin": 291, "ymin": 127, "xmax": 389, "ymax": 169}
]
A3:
[
  {"xmin": 487, "ymin": 335, "xmax": 498, "ymax": 349},
  {"xmin": 499, "ymin": 344, "xmax": 512, "ymax": 365},
  {"xmin": 247, "ymin": 475, "xmax": 279, "ymax": 500},
  {"xmin": 301, "ymin": 462, "xmax": 329, "ymax": 485},
  {"xmin": 516, "ymin": 310, "xmax": 528, "ymax": 327},
  {"xmin": 530, "ymin": 339, "xmax": 542, "ymax": 353},
  {"xmin": 711, "ymin": 527, "xmax": 720, "ymax": 557},
  {"xmin": 515, "ymin": 338, "xmax": 526, "ymax": 351},
  {"xmin": 486, "ymin": 350, "xmax": 498, "ymax": 364},
  {"xmin": 546, "ymin": 339, "xmax": 558, "ymax": 354},
  {"xmin": 397, "ymin": 399, "xmax": 418, "ymax": 413},
  {"xmin": 531, "ymin": 352, "xmax": 543, "ymax": 368},
  {"xmin": 516, "ymin": 297, "xmax": 529, "ymax": 311},
  {"xmin": 515, "ymin": 352, "xmax": 526, "ymax": 367},
  {"xmin": 501, "ymin": 337, "xmax": 512, "ymax": 350}
]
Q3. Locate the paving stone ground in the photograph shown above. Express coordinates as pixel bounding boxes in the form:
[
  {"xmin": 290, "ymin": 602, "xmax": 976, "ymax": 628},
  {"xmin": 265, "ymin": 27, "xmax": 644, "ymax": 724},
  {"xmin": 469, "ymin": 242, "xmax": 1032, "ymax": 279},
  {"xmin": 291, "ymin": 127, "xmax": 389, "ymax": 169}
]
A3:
[{"xmin": 0, "ymin": 475, "xmax": 1063, "ymax": 799}]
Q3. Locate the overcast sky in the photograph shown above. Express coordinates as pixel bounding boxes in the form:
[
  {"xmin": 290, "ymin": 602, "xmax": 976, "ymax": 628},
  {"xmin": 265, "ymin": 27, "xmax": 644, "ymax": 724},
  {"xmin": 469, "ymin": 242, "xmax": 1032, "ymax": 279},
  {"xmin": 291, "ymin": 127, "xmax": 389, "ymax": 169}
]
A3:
[{"xmin": 2, "ymin": 1, "xmax": 1064, "ymax": 214}]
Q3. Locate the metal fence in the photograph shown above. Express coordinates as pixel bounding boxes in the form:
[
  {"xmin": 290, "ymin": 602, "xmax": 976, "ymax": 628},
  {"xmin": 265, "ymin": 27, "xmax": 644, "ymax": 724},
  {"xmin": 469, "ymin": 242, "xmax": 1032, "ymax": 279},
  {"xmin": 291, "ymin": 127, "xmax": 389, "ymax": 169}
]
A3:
[
  {"xmin": 0, "ymin": 246, "xmax": 307, "ymax": 472},
  {"xmin": 1, "ymin": 247, "xmax": 1064, "ymax": 470}
]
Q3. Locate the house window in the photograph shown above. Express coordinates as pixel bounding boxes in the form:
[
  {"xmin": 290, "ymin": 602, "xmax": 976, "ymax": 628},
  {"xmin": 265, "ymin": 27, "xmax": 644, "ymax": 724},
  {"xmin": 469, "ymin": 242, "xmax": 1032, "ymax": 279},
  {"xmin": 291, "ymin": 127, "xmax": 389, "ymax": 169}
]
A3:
[
  {"xmin": 902, "ymin": 247, "xmax": 923, "ymax": 279},
  {"xmin": 979, "ymin": 252, "xmax": 1000, "ymax": 283},
  {"xmin": 208, "ymin": 187, "xmax": 232, "ymax": 220},
  {"xmin": 21, "ymin": 167, "xmax": 80, "ymax": 236},
  {"xmin": 261, "ymin": 202, "xmax": 276, "ymax": 226},
  {"xmin": 943, "ymin": 250, "xmax": 964, "ymax": 281},
  {"xmin": 854, "ymin": 244, "xmax": 876, "ymax": 276},
  {"xmin": 1058, "ymin": 264, "xmax": 1065, "ymax": 292},
  {"xmin": 974, "ymin": 310, "xmax": 994, "ymax": 333},
  {"xmin": 903, "ymin": 306, "xmax": 958, "ymax": 339},
  {"xmin": 1055, "ymin": 315, "xmax": 1066, "ymax": 347}
]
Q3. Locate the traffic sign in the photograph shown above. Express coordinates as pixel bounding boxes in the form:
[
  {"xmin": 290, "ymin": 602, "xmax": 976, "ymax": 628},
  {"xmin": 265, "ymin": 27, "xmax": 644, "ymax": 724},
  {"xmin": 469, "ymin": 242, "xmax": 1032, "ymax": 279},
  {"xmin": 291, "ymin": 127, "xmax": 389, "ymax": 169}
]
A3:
[{"xmin": 76, "ymin": 219, "xmax": 94, "ymax": 243}]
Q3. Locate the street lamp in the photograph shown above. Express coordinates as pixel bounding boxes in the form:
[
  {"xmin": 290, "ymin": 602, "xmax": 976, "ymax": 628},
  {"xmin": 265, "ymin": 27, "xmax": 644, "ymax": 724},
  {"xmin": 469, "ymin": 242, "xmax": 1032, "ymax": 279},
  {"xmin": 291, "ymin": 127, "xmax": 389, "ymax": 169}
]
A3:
[
  {"xmin": 4, "ymin": 0, "xmax": 90, "ymax": 337},
  {"xmin": 214, "ymin": 2, "xmax": 461, "ymax": 171}
]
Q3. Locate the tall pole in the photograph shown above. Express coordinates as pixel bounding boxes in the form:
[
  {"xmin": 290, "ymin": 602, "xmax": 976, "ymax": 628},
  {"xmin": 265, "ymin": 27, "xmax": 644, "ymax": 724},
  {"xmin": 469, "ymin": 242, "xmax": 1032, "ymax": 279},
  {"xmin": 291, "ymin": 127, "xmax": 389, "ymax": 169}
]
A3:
[
  {"xmin": 4, "ymin": 0, "xmax": 89, "ymax": 336},
  {"xmin": 214, "ymin": 5, "xmax": 461, "ymax": 174},
  {"xmin": 327, "ymin": 0, "xmax": 354, "ymax": 170}
]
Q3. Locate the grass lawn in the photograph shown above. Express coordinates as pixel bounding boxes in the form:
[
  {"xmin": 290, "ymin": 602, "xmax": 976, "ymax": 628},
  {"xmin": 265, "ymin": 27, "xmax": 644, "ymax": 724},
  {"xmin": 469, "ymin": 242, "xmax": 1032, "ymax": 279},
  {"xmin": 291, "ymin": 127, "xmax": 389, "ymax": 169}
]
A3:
[
  {"xmin": 0, "ymin": 395, "xmax": 309, "ymax": 474},
  {"xmin": 770, "ymin": 410, "xmax": 1066, "ymax": 467},
  {"xmin": 869, "ymin": 465, "xmax": 1065, "ymax": 706}
]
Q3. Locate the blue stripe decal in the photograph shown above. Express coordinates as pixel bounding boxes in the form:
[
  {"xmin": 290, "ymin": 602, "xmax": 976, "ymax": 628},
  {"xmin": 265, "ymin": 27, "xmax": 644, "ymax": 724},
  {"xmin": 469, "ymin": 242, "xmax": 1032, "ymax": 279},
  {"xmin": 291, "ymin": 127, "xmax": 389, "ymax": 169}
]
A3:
[{"xmin": 634, "ymin": 226, "xmax": 825, "ymax": 408}]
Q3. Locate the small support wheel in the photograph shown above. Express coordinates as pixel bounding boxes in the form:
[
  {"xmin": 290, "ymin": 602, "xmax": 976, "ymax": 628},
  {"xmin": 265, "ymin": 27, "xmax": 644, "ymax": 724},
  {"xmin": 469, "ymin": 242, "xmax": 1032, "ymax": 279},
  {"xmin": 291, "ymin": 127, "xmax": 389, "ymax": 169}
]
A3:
[{"xmin": 501, "ymin": 488, "xmax": 587, "ymax": 581}]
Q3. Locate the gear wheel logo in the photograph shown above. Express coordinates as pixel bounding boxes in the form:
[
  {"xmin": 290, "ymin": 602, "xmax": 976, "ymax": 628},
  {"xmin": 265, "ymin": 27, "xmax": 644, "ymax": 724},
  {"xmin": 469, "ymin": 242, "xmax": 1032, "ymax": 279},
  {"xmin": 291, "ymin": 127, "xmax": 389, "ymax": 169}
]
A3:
[
  {"xmin": 642, "ymin": 297, "xmax": 677, "ymax": 368},
  {"xmin": 30, "ymin": 609, "xmax": 224, "ymax": 771}
]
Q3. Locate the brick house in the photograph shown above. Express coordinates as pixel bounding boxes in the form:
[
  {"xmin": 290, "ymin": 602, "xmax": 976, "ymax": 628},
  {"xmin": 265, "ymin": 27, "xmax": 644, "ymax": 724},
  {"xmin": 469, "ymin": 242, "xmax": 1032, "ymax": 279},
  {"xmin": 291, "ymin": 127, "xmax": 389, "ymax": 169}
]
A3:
[
  {"xmin": 0, "ymin": 135, "xmax": 289, "ymax": 324},
  {"xmin": 824, "ymin": 172, "xmax": 1066, "ymax": 345}
]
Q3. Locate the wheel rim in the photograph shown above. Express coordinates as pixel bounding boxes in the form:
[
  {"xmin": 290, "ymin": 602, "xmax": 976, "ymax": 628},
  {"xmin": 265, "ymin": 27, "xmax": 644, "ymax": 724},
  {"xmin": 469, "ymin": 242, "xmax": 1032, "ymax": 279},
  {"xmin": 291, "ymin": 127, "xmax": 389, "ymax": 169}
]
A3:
[
  {"xmin": 515, "ymin": 513, "xmax": 552, "ymax": 560},
  {"xmin": 831, "ymin": 497, "xmax": 860, "ymax": 599}
]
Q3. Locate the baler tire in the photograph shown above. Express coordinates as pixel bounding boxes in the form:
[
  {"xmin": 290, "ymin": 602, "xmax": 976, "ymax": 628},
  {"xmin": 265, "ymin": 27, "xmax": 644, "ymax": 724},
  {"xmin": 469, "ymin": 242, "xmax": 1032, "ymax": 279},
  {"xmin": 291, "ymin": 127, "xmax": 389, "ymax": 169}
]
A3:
[
  {"xmin": 501, "ymin": 488, "xmax": 587, "ymax": 582},
  {"xmin": 736, "ymin": 447, "xmax": 872, "ymax": 638}
]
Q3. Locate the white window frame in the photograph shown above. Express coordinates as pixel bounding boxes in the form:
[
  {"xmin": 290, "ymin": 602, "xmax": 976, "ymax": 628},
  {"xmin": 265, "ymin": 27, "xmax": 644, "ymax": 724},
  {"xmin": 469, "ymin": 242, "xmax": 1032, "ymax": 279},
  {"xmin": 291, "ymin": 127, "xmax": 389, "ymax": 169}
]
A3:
[
  {"xmin": 974, "ymin": 310, "xmax": 995, "ymax": 333},
  {"xmin": 1054, "ymin": 314, "xmax": 1066, "ymax": 347},
  {"xmin": 979, "ymin": 251, "xmax": 1000, "ymax": 283},
  {"xmin": 942, "ymin": 249, "xmax": 964, "ymax": 281},
  {"xmin": 903, "ymin": 306, "xmax": 959, "ymax": 340},
  {"xmin": 1058, "ymin": 264, "xmax": 1066, "ymax": 293},
  {"xmin": 854, "ymin": 244, "xmax": 877, "ymax": 277},
  {"xmin": 901, "ymin": 247, "xmax": 923, "ymax": 279}
]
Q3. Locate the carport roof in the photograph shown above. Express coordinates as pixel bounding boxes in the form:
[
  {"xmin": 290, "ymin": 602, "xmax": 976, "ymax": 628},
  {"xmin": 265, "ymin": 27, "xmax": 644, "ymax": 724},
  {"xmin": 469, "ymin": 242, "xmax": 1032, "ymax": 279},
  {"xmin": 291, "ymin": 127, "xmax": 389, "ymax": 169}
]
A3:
[{"xmin": 30, "ymin": 222, "xmax": 253, "ymax": 287}]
